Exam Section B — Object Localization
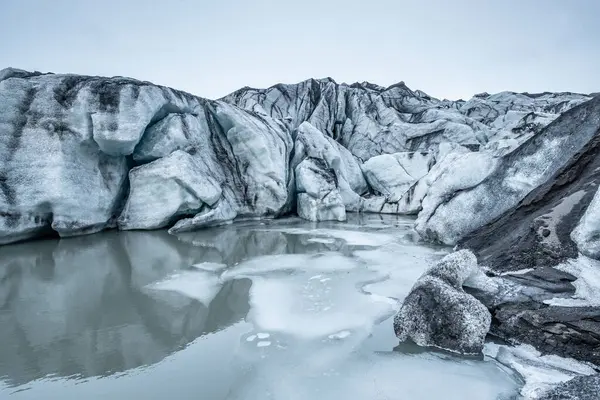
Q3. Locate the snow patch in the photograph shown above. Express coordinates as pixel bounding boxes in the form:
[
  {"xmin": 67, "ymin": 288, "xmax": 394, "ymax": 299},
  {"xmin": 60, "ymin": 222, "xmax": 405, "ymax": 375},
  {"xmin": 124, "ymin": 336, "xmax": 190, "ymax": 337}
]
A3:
[
  {"xmin": 484, "ymin": 343, "xmax": 596, "ymax": 399},
  {"xmin": 545, "ymin": 255, "xmax": 600, "ymax": 307}
]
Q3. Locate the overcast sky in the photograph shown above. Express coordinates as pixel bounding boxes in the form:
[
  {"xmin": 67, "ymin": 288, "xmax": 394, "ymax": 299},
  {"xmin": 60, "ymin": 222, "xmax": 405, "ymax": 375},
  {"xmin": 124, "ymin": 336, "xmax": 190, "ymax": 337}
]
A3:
[{"xmin": 1, "ymin": 0, "xmax": 598, "ymax": 100}]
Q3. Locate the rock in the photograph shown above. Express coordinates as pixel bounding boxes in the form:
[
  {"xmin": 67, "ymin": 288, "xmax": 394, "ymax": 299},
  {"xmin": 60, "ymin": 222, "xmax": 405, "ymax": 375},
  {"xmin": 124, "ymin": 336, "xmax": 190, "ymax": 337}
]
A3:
[
  {"xmin": 490, "ymin": 302, "xmax": 600, "ymax": 366},
  {"xmin": 463, "ymin": 253, "xmax": 600, "ymax": 366},
  {"xmin": 504, "ymin": 267, "xmax": 577, "ymax": 294},
  {"xmin": 393, "ymin": 250, "xmax": 492, "ymax": 355},
  {"xmin": 539, "ymin": 375, "xmax": 600, "ymax": 400},
  {"xmin": 572, "ymin": 187, "xmax": 600, "ymax": 259},
  {"xmin": 418, "ymin": 96, "xmax": 600, "ymax": 245},
  {"xmin": 295, "ymin": 158, "xmax": 346, "ymax": 222},
  {"xmin": 118, "ymin": 150, "xmax": 222, "ymax": 230}
]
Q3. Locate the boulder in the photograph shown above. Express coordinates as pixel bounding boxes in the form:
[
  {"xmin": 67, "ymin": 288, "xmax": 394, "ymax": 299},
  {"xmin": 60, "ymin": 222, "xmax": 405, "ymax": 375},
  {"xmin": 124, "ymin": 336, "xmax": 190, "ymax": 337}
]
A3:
[
  {"xmin": 539, "ymin": 375, "xmax": 600, "ymax": 400},
  {"xmin": 393, "ymin": 250, "xmax": 492, "ymax": 355}
]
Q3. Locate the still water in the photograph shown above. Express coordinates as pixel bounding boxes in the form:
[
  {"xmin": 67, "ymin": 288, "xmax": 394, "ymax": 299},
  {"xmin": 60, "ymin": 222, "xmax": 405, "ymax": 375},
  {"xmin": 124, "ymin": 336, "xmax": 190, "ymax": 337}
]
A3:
[{"xmin": 0, "ymin": 215, "xmax": 520, "ymax": 399}]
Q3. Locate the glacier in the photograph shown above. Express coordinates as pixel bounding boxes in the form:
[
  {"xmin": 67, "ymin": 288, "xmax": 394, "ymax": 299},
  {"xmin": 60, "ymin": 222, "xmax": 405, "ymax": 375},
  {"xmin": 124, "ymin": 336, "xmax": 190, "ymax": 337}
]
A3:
[
  {"xmin": 0, "ymin": 67, "xmax": 594, "ymax": 245},
  {"xmin": 1, "ymin": 66, "xmax": 599, "ymax": 398}
]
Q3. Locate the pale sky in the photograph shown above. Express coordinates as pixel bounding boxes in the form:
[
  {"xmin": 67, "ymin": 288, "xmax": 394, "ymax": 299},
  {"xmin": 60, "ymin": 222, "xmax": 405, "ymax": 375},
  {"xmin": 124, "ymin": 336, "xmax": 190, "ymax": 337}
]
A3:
[{"xmin": 0, "ymin": 0, "xmax": 598, "ymax": 100}]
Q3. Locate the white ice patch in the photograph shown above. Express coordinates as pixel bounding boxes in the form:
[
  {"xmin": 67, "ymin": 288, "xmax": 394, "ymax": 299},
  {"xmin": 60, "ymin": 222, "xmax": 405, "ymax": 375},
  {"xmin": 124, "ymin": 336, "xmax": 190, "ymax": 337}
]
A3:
[
  {"xmin": 222, "ymin": 253, "xmax": 358, "ymax": 279},
  {"xmin": 464, "ymin": 268, "xmax": 501, "ymax": 292},
  {"xmin": 484, "ymin": 343, "xmax": 596, "ymax": 399},
  {"xmin": 257, "ymin": 333, "xmax": 270, "ymax": 339},
  {"xmin": 537, "ymin": 190, "xmax": 587, "ymax": 246},
  {"xmin": 257, "ymin": 341, "xmax": 271, "ymax": 348},
  {"xmin": 191, "ymin": 262, "xmax": 227, "ymax": 272},
  {"xmin": 328, "ymin": 330, "xmax": 351, "ymax": 340},
  {"xmin": 355, "ymin": 243, "xmax": 446, "ymax": 302},
  {"xmin": 246, "ymin": 270, "xmax": 394, "ymax": 339},
  {"xmin": 267, "ymin": 228, "xmax": 394, "ymax": 247},
  {"xmin": 545, "ymin": 255, "xmax": 600, "ymax": 307},
  {"xmin": 307, "ymin": 237, "xmax": 336, "ymax": 244},
  {"xmin": 146, "ymin": 270, "xmax": 223, "ymax": 306},
  {"xmin": 500, "ymin": 268, "xmax": 535, "ymax": 276}
]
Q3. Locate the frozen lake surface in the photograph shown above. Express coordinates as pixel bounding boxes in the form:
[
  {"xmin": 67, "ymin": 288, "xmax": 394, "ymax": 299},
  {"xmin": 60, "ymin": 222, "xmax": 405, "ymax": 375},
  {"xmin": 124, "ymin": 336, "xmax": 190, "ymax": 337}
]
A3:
[{"xmin": 0, "ymin": 215, "xmax": 522, "ymax": 399}]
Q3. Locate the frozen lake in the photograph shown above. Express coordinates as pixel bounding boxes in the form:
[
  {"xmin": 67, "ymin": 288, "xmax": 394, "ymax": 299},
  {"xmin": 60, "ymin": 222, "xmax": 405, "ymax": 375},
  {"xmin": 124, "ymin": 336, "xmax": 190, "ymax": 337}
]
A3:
[{"xmin": 0, "ymin": 215, "xmax": 521, "ymax": 399}]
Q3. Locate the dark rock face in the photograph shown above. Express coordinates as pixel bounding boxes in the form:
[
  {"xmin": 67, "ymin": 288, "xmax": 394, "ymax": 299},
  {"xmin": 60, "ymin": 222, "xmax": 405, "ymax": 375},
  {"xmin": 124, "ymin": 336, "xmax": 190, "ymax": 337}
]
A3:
[
  {"xmin": 393, "ymin": 250, "xmax": 492, "ymax": 355},
  {"xmin": 460, "ymin": 124, "xmax": 600, "ymax": 273},
  {"xmin": 538, "ymin": 374, "xmax": 600, "ymax": 400},
  {"xmin": 491, "ymin": 302, "xmax": 600, "ymax": 366}
]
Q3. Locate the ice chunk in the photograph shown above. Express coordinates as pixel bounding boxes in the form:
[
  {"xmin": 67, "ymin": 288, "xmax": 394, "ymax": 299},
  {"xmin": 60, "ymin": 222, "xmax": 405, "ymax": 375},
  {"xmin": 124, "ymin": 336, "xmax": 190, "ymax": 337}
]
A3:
[{"xmin": 257, "ymin": 333, "xmax": 270, "ymax": 339}]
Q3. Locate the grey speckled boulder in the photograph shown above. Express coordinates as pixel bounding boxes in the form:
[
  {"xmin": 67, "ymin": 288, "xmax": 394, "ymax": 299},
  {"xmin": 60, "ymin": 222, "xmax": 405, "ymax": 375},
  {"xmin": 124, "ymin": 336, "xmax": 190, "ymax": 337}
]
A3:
[
  {"xmin": 539, "ymin": 375, "xmax": 600, "ymax": 400},
  {"xmin": 393, "ymin": 250, "xmax": 492, "ymax": 355}
]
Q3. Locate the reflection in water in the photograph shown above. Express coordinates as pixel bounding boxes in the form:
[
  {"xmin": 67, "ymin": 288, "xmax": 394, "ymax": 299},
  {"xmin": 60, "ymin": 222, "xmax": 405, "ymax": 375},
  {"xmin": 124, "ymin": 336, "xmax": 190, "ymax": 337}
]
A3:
[
  {"xmin": 0, "ymin": 215, "xmax": 400, "ymax": 387},
  {"xmin": 0, "ymin": 230, "xmax": 252, "ymax": 387}
]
